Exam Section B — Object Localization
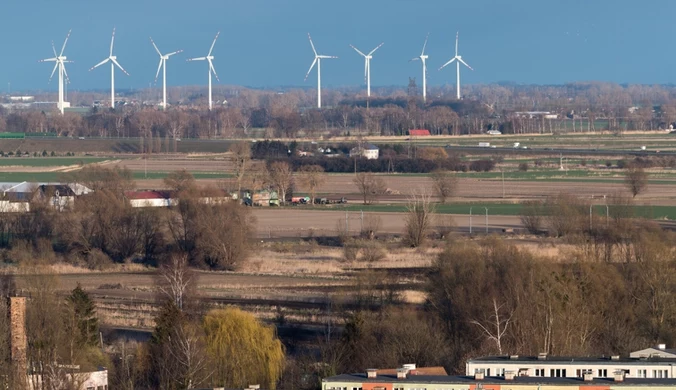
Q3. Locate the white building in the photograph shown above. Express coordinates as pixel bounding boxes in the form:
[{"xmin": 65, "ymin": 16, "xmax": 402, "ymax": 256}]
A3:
[
  {"xmin": 349, "ymin": 144, "xmax": 379, "ymax": 160},
  {"xmin": 466, "ymin": 346, "xmax": 676, "ymax": 380}
]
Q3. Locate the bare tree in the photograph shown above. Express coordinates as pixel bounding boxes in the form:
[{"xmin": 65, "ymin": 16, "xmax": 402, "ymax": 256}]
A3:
[
  {"xmin": 267, "ymin": 161, "xmax": 293, "ymax": 204},
  {"xmin": 230, "ymin": 142, "xmax": 251, "ymax": 198},
  {"xmin": 297, "ymin": 165, "xmax": 326, "ymax": 205},
  {"xmin": 353, "ymin": 173, "xmax": 386, "ymax": 205},
  {"xmin": 168, "ymin": 321, "xmax": 210, "ymax": 389},
  {"xmin": 156, "ymin": 254, "xmax": 197, "ymax": 311},
  {"xmin": 625, "ymin": 164, "xmax": 648, "ymax": 198},
  {"xmin": 430, "ymin": 170, "xmax": 458, "ymax": 204},
  {"xmin": 470, "ymin": 298, "xmax": 514, "ymax": 355},
  {"xmin": 404, "ymin": 192, "xmax": 435, "ymax": 247}
]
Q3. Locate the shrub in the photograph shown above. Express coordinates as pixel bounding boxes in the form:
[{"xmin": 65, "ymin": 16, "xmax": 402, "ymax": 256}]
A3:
[
  {"xmin": 342, "ymin": 240, "xmax": 360, "ymax": 261},
  {"xmin": 469, "ymin": 159, "xmax": 496, "ymax": 172},
  {"xmin": 518, "ymin": 162, "xmax": 529, "ymax": 172},
  {"xmin": 359, "ymin": 240, "xmax": 386, "ymax": 262}
]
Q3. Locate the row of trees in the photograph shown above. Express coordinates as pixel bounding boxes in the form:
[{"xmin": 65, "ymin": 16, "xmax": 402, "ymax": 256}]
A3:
[
  {"xmin": 0, "ymin": 167, "xmax": 254, "ymax": 270},
  {"xmin": 5, "ymin": 81, "xmax": 676, "ymax": 139}
]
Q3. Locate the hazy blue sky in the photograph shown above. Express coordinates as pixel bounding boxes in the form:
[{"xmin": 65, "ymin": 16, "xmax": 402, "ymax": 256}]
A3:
[{"xmin": 3, "ymin": 0, "xmax": 675, "ymax": 92}]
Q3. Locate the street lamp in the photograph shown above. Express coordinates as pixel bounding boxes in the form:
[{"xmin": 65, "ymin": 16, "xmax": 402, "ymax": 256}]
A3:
[{"xmin": 484, "ymin": 207, "xmax": 489, "ymax": 234}]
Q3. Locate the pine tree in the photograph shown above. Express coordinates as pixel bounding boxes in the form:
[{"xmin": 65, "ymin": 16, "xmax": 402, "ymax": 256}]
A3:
[{"xmin": 66, "ymin": 283, "xmax": 99, "ymax": 347}]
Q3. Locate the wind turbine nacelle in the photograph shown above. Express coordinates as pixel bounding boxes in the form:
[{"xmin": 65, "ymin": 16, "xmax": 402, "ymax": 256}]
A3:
[
  {"xmin": 110, "ymin": 56, "xmax": 117, "ymax": 60},
  {"xmin": 421, "ymin": 55, "xmax": 428, "ymax": 60}
]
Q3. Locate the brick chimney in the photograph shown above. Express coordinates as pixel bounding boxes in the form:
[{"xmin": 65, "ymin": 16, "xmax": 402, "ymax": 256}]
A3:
[
  {"xmin": 504, "ymin": 371, "xmax": 515, "ymax": 381},
  {"xmin": 583, "ymin": 373, "xmax": 594, "ymax": 382},
  {"xmin": 367, "ymin": 369, "xmax": 377, "ymax": 379},
  {"xmin": 9, "ymin": 297, "xmax": 27, "ymax": 388},
  {"xmin": 474, "ymin": 372, "xmax": 484, "ymax": 380},
  {"xmin": 614, "ymin": 371, "xmax": 625, "ymax": 382},
  {"xmin": 397, "ymin": 368, "xmax": 407, "ymax": 379}
]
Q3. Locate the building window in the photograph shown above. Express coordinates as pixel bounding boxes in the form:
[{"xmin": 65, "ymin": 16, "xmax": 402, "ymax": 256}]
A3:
[
  {"xmin": 535, "ymin": 369, "xmax": 545, "ymax": 377},
  {"xmin": 653, "ymin": 369, "xmax": 668, "ymax": 378},
  {"xmin": 637, "ymin": 369, "xmax": 647, "ymax": 378},
  {"xmin": 495, "ymin": 368, "xmax": 504, "ymax": 376},
  {"xmin": 549, "ymin": 369, "xmax": 566, "ymax": 377},
  {"xmin": 598, "ymin": 369, "xmax": 608, "ymax": 377},
  {"xmin": 577, "ymin": 369, "xmax": 592, "ymax": 377}
]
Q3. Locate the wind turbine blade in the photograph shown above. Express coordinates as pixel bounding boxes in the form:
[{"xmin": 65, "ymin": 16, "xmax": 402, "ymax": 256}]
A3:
[
  {"xmin": 421, "ymin": 32, "xmax": 429, "ymax": 55},
  {"xmin": 60, "ymin": 29, "xmax": 72, "ymax": 57},
  {"xmin": 350, "ymin": 44, "xmax": 366, "ymax": 57},
  {"xmin": 208, "ymin": 31, "xmax": 220, "ymax": 56},
  {"xmin": 187, "ymin": 57, "xmax": 206, "ymax": 61},
  {"xmin": 318, "ymin": 55, "xmax": 337, "ymax": 59},
  {"xmin": 62, "ymin": 64, "xmax": 71, "ymax": 84},
  {"xmin": 410, "ymin": 57, "xmax": 420, "ymax": 62},
  {"xmin": 364, "ymin": 58, "xmax": 368, "ymax": 83},
  {"xmin": 307, "ymin": 33, "xmax": 317, "ymax": 56},
  {"xmin": 455, "ymin": 31, "xmax": 459, "ymax": 56},
  {"xmin": 89, "ymin": 58, "xmax": 110, "ymax": 71},
  {"xmin": 150, "ymin": 37, "xmax": 162, "ymax": 56},
  {"xmin": 368, "ymin": 42, "xmax": 384, "ymax": 56},
  {"xmin": 304, "ymin": 57, "xmax": 318, "ymax": 81},
  {"xmin": 458, "ymin": 57, "xmax": 474, "ymax": 71},
  {"xmin": 166, "ymin": 50, "xmax": 183, "ymax": 57},
  {"xmin": 49, "ymin": 62, "xmax": 59, "ymax": 82},
  {"xmin": 110, "ymin": 27, "xmax": 116, "ymax": 56},
  {"xmin": 51, "ymin": 41, "xmax": 58, "ymax": 57},
  {"xmin": 438, "ymin": 58, "xmax": 456, "ymax": 71},
  {"xmin": 40, "ymin": 58, "xmax": 57, "ymax": 63},
  {"xmin": 208, "ymin": 58, "xmax": 220, "ymax": 82},
  {"xmin": 154, "ymin": 59, "xmax": 163, "ymax": 84},
  {"xmin": 111, "ymin": 58, "xmax": 130, "ymax": 75}
]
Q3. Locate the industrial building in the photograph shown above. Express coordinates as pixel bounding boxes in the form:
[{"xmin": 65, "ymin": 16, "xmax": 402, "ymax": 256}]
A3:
[
  {"xmin": 323, "ymin": 364, "xmax": 676, "ymax": 390},
  {"xmin": 466, "ymin": 346, "xmax": 676, "ymax": 380}
]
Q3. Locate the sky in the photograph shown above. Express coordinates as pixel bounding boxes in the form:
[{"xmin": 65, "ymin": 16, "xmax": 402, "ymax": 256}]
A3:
[{"xmin": 3, "ymin": 0, "xmax": 676, "ymax": 92}]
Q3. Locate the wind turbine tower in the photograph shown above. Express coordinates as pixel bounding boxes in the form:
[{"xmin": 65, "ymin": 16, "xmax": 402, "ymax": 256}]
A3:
[
  {"xmin": 410, "ymin": 33, "xmax": 429, "ymax": 102},
  {"xmin": 150, "ymin": 38, "xmax": 182, "ymax": 110},
  {"xmin": 90, "ymin": 28, "xmax": 130, "ymax": 109},
  {"xmin": 349, "ymin": 42, "xmax": 383, "ymax": 97},
  {"xmin": 304, "ymin": 33, "xmax": 337, "ymax": 109},
  {"xmin": 187, "ymin": 32, "xmax": 220, "ymax": 110},
  {"xmin": 439, "ymin": 32, "xmax": 473, "ymax": 99},
  {"xmin": 40, "ymin": 30, "xmax": 73, "ymax": 115}
]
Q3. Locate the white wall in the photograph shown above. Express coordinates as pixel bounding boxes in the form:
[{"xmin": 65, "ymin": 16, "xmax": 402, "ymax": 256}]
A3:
[{"xmin": 467, "ymin": 360, "xmax": 676, "ymax": 379}]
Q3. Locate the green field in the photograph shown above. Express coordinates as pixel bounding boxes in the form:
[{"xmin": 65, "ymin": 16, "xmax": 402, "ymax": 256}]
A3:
[{"xmin": 0, "ymin": 157, "xmax": 112, "ymax": 167}]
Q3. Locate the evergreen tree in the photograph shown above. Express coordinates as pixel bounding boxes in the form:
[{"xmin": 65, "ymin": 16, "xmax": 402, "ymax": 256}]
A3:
[{"xmin": 66, "ymin": 283, "xmax": 99, "ymax": 347}]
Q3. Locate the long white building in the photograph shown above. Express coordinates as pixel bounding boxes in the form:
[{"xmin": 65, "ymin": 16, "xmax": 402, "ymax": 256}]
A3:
[{"xmin": 466, "ymin": 345, "xmax": 676, "ymax": 380}]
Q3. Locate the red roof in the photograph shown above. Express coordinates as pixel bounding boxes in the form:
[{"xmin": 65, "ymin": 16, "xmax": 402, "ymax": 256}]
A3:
[
  {"xmin": 408, "ymin": 129, "xmax": 431, "ymax": 136},
  {"xmin": 125, "ymin": 190, "xmax": 173, "ymax": 200}
]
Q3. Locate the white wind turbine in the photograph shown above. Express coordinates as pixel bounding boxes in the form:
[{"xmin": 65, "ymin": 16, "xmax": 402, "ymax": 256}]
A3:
[
  {"xmin": 349, "ymin": 42, "xmax": 383, "ymax": 97},
  {"xmin": 439, "ymin": 31, "xmax": 473, "ymax": 99},
  {"xmin": 410, "ymin": 33, "xmax": 429, "ymax": 102},
  {"xmin": 40, "ymin": 29, "xmax": 73, "ymax": 115},
  {"xmin": 187, "ymin": 32, "xmax": 220, "ymax": 110},
  {"xmin": 150, "ymin": 37, "xmax": 183, "ymax": 110},
  {"xmin": 304, "ymin": 33, "xmax": 337, "ymax": 109},
  {"xmin": 89, "ymin": 28, "xmax": 129, "ymax": 109}
]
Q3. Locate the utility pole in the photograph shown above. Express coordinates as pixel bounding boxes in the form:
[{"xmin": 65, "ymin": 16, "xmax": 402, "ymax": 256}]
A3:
[
  {"xmin": 501, "ymin": 170, "xmax": 505, "ymax": 199},
  {"xmin": 484, "ymin": 207, "xmax": 489, "ymax": 233},
  {"xmin": 469, "ymin": 207, "xmax": 473, "ymax": 234}
]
